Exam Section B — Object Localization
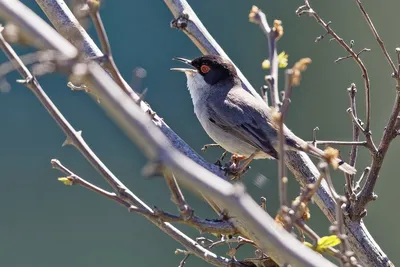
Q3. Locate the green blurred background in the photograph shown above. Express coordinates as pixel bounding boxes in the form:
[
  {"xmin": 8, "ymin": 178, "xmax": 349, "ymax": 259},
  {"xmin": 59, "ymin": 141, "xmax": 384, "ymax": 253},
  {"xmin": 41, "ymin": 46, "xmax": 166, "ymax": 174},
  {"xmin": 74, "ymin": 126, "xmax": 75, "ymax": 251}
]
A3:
[{"xmin": 0, "ymin": 0, "xmax": 399, "ymax": 266}]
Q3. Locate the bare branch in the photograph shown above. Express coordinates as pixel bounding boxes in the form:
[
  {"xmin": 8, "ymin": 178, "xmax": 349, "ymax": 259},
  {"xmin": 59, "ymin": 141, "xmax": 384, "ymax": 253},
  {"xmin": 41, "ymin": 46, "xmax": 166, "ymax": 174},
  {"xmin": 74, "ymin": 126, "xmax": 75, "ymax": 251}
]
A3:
[
  {"xmin": 86, "ymin": 0, "xmax": 132, "ymax": 94},
  {"xmin": 297, "ymin": 1, "xmax": 374, "ymax": 143},
  {"xmin": 249, "ymin": 6, "xmax": 280, "ymax": 108},
  {"xmin": 347, "ymin": 83, "xmax": 360, "ymax": 188},
  {"xmin": 311, "ymin": 141, "xmax": 367, "ymax": 147},
  {"xmin": 353, "ymin": 0, "xmax": 397, "ymax": 75},
  {"xmin": 164, "ymin": 172, "xmax": 194, "ymax": 219}
]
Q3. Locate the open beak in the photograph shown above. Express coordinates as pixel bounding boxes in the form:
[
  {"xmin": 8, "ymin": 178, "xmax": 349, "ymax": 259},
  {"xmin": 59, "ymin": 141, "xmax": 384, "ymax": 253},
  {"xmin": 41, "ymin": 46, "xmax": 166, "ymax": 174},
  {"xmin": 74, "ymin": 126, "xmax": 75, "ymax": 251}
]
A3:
[{"xmin": 170, "ymin": 57, "xmax": 197, "ymax": 74}]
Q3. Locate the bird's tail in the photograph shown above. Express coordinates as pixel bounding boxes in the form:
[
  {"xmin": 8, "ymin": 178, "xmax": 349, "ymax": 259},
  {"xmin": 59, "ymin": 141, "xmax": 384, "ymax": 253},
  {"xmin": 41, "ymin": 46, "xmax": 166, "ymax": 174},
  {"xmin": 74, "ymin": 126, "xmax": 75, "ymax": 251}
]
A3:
[{"xmin": 307, "ymin": 145, "xmax": 357, "ymax": 175}]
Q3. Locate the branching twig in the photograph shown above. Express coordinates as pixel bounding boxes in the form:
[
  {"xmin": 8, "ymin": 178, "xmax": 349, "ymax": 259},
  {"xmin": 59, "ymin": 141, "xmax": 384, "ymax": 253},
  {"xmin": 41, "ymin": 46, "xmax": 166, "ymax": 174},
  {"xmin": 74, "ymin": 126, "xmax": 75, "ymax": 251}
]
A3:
[
  {"xmin": 344, "ymin": 0, "xmax": 400, "ymax": 221},
  {"xmin": 86, "ymin": 0, "xmax": 132, "ymax": 95},
  {"xmin": 297, "ymin": 1, "xmax": 375, "ymax": 147},
  {"xmin": 249, "ymin": 6, "xmax": 280, "ymax": 109},
  {"xmin": 164, "ymin": 172, "xmax": 194, "ymax": 220},
  {"xmin": 51, "ymin": 159, "xmax": 131, "ymax": 208}
]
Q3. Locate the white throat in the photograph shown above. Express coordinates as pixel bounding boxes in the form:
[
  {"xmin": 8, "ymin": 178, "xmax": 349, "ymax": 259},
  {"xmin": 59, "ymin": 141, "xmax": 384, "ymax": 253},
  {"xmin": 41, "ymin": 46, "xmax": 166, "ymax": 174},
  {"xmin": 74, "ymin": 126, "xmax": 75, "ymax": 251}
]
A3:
[{"xmin": 185, "ymin": 72, "xmax": 211, "ymax": 106}]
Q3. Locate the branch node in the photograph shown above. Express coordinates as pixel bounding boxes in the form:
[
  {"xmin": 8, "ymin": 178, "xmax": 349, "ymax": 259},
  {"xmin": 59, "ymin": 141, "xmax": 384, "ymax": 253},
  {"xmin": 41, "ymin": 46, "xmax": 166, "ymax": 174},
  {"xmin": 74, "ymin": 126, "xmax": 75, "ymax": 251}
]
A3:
[{"xmin": 171, "ymin": 13, "xmax": 189, "ymax": 29}]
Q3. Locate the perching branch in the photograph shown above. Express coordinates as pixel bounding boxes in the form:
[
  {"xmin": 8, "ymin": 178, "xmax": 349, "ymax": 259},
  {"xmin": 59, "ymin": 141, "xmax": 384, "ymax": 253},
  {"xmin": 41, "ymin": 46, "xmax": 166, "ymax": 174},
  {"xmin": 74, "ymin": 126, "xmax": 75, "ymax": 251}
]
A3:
[{"xmin": 84, "ymin": 61, "xmax": 337, "ymax": 267}]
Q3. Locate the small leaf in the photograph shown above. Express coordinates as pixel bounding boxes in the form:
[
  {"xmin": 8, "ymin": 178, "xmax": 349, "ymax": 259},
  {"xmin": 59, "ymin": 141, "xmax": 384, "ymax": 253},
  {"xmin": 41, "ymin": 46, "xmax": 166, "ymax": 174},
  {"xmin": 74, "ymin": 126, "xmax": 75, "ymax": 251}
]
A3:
[
  {"xmin": 316, "ymin": 235, "xmax": 341, "ymax": 252},
  {"xmin": 58, "ymin": 177, "xmax": 73, "ymax": 186},
  {"xmin": 277, "ymin": 51, "xmax": 288, "ymax": 68}
]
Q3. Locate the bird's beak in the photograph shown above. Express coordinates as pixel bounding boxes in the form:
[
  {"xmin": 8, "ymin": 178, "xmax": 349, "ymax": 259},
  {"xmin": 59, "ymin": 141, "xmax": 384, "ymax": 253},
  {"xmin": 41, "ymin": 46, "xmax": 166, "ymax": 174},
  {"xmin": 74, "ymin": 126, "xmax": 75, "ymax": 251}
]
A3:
[{"xmin": 170, "ymin": 57, "xmax": 197, "ymax": 74}]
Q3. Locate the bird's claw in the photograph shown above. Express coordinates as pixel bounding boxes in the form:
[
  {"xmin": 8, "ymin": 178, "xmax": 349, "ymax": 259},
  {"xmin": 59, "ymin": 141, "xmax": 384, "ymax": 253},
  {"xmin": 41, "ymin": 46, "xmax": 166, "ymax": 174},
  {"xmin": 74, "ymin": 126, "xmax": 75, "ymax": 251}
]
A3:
[{"xmin": 224, "ymin": 161, "xmax": 251, "ymax": 179}]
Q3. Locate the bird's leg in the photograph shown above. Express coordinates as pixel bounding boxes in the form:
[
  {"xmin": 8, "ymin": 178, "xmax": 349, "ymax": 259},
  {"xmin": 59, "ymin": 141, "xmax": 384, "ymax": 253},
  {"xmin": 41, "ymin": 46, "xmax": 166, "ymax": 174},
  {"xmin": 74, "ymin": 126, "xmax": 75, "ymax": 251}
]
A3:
[
  {"xmin": 225, "ymin": 152, "xmax": 257, "ymax": 179},
  {"xmin": 201, "ymin": 143, "xmax": 228, "ymax": 167},
  {"xmin": 215, "ymin": 151, "xmax": 228, "ymax": 167}
]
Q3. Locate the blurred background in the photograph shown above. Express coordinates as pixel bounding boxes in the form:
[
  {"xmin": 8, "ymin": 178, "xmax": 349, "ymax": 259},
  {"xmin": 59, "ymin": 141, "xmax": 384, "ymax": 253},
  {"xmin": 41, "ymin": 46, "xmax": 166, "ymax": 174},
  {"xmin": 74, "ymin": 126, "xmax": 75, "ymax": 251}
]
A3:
[{"xmin": 0, "ymin": 0, "xmax": 399, "ymax": 266}]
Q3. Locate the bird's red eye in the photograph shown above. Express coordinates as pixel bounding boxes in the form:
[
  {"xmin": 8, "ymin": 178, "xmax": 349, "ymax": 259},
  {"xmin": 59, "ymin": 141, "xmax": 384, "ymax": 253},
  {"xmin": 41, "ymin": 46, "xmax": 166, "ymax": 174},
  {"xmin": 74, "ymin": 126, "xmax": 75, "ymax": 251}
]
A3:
[{"xmin": 200, "ymin": 65, "xmax": 210, "ymax": 73}]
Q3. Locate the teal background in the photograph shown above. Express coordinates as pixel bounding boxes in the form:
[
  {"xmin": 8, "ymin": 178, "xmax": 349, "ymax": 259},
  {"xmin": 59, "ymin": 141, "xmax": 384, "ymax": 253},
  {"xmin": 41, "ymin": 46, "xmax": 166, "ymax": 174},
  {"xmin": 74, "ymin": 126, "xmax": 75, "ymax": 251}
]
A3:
[{"xmin": 0, "ymin": 0, "xmax": 399, "ymax": 266}]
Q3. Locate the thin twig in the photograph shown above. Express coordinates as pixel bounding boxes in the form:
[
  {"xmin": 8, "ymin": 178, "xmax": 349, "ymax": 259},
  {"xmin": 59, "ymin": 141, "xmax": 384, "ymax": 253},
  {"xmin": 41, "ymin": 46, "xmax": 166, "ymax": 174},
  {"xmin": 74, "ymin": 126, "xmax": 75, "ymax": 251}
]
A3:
[
  {"xmin": 354, "ymin": 167, "xmax": 370, "ymax": 192},
  {"xmin": 321, "ymin": 164, "xmax": 359, "ymax": 266},
  {"xmin": 276, "ymin": 69, "xmax": 295, "ymax": 208},
  {"xmin": 310, "ymin": 141, "xmax": 367, "ymax": 147},
  {"xmin": 348, "ymin": 84, "xmax": 360, "ymax": 187},
  {"xmin": 249, "ymin": 6, "xmax": 280, "ymax": 108},
  {"xmin": 51, "ymin": 159, "xmax": 130, "ymax": 208},
  {"xmin": 164, "ymin": 172, "xmax": 194, "ymax": 220},
  {"xmin": 87, "ymin": 0, "xmax": 132, "ymax": 94},
  {"xmin": 353, "ymin": 0, "xmax": 397, "ymax": 75}
]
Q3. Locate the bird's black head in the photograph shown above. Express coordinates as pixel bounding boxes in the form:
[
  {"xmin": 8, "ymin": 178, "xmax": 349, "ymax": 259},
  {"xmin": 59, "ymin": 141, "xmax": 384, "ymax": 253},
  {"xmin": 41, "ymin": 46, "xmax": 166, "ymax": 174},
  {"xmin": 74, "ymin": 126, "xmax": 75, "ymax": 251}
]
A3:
[{"xmin": 173, "ymin": 55, "xmax": 238, "ymax": 85}]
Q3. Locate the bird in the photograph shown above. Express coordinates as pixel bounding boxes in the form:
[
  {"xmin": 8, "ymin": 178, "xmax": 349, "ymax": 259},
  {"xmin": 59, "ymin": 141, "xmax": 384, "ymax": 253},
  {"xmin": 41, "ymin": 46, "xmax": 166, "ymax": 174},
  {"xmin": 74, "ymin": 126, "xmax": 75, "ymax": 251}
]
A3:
[{"xmin": 171, "ymin": 54, "xmax": 356, "ymax": 176}]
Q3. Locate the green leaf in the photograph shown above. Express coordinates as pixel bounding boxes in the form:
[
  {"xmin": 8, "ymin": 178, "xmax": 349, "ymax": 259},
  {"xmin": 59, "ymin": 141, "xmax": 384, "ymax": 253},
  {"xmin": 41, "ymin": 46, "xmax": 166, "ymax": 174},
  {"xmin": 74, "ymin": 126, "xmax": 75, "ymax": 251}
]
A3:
[
  {"xmin": 316, "ymin": 235, "xmax": 341, "ymax": 252},
  {"xmin": 303, "ymin": 235, "xmax": 341, "ymax": 254},
  {"xmin": 58, "ymin": 177, "xmax": 73, "ymax": 186}
]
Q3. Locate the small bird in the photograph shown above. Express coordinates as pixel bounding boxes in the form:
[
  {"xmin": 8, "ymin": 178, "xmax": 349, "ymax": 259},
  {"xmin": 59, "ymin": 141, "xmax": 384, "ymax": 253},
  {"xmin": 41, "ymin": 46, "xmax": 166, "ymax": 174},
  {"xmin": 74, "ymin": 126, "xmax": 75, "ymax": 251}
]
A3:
[{"xmin": 171, "ymin": 55, "xmax": 356, "ymax": 175}]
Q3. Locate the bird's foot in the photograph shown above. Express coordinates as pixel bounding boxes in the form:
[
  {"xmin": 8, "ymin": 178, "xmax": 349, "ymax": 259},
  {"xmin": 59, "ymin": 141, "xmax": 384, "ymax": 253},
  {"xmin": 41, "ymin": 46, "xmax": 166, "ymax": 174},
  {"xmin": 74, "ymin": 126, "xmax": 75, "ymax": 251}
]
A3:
[{"xmin": 224, "ymin": 154, "xmax": 251, "ymax": 179}]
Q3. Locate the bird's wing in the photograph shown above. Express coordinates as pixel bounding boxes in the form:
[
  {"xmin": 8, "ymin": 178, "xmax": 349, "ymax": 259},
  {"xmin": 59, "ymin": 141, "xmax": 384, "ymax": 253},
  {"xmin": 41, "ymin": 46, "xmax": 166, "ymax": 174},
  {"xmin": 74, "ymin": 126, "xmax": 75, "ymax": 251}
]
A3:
[{"xmin": 206, "ymin": 87, "xmax": 279, "ymax": 159}]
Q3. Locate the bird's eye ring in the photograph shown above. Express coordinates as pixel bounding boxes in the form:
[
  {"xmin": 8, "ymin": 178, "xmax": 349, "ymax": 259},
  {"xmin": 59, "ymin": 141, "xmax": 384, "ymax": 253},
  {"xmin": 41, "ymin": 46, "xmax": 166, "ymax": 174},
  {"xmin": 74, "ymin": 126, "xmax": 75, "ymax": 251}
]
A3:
[{"xmin": 200, "ymin": 65, "xmax": 210, "ymax": 73}]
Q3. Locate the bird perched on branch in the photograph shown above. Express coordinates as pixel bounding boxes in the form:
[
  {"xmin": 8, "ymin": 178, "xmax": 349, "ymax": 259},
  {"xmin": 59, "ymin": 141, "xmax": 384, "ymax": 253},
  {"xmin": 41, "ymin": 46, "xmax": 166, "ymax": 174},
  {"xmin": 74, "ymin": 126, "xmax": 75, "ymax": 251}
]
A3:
[{"xmin": 171, "ymin": 55, "xmax": 356, "ymax": 176}]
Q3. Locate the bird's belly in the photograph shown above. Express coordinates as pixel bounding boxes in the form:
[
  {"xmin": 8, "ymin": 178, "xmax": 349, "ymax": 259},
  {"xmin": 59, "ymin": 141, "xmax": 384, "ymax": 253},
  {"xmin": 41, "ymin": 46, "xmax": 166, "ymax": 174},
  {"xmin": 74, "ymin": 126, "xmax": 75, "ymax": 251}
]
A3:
[{"xmin": 198, "ymin": 112, "xmax": 270, "ymax": 159}]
